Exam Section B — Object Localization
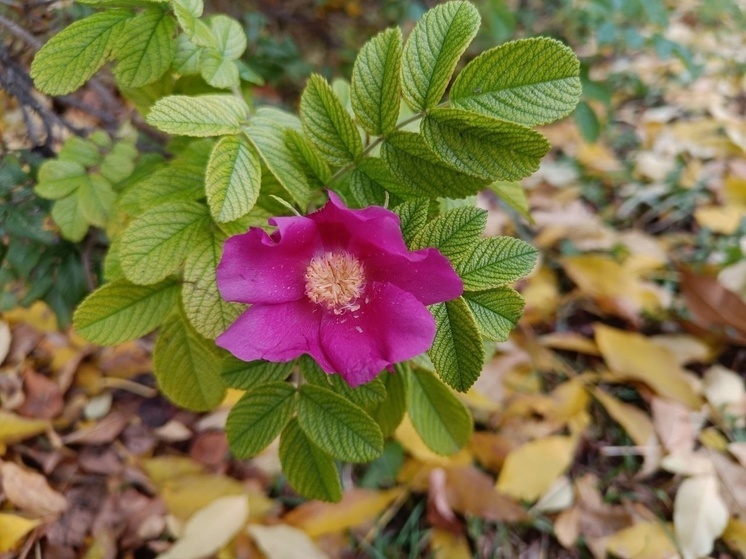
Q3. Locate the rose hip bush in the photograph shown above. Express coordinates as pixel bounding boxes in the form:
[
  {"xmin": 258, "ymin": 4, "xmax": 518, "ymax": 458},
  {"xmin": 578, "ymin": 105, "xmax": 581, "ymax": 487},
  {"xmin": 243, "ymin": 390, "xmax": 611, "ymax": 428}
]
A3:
[{"xmin": 30, "ymin": 0, "xmax": 581, "ymax": 500}]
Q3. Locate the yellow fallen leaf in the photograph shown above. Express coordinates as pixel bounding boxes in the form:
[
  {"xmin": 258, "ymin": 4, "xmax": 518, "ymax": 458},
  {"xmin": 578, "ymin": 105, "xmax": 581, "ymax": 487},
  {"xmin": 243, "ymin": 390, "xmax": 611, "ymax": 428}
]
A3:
[
  {"xmin": 723, "ymin": 518, "xmax": 746, "ymax": 556},
  {"xmin": 158, "ymin": 495, "xmax": 249, "ymax": 559},
  {"xmin": 283, "ymin": 487, "xmax": 403, "ymax": 538},
  {"xmin": 161, "ymin": 474, "xmax": 246, "ymax": 521},
  {"xmin": 673, "ymin": 475, "xmax": 729, "ymax": 559},
  {"xmin": 694, "ymin": 205, "xmax": 746, "ymax": 235},
  {"xmin": 0, "ymin": 461, "xmax": 67, "ymax": 517},
  {"xmin": 0, "ymin": 411, "xmax": 49, "ymax": 445},
  {"xmin": 650, "ymin": 334, "xmax": 713, "ymax": 366},
  {"xmin": 592, "ymin": 389, "xmax": 658, "ymax": 449},
  {"xmin": 247, "ymin": 524, "xmax": 328, "ymax": 559},
  {"xmin": 141, "ymin": 456, "xmax": 205, "ymax": 487},
  {"xmin": 604, "ymin": 522, "xmax": 678, "ymax": 559},
  {"xmin": 0, "ymin": 513, "xmax": 40, "ymax": 553},
  {"xmin": 539, "ymin": 332, "xmax": 600, "ymax": 355},
  {"xmin": 496, "ymin": 436, "xmax": 577, "ymax": 501},
  {"xmin": 430, "ymin": 528, "xmax": 471, "ymax": 559},
  {"xmin": 394, "ymin": 415, "xmax": 471, "ymax": 467},
  {"xmin": 594, "ymin": 324, "xmax": 702, "ymax": 409},
  {"xmin": 2, "ymin": 301, "xmax": 58, "ymax": 332},
  {"xmin": 521, "ymin": 265, "xmax": 560, "ymax": 324}
]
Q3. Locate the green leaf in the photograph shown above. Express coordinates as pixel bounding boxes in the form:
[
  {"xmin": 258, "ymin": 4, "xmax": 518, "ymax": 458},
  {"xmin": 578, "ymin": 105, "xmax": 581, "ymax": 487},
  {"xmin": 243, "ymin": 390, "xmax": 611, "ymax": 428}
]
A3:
[
  {"xmin": 428, "ymin": 297, "xmax": 483, "ymax": 392},
  {"xmin": 226, "ymin": 382, "xmax": 296, "ymax": 458},
  {"xmin": 35, "ymin": 160, "xmax": 87, "ymax": 200},
  {"xmin": 182, "ymin": 230, "xmax": 244, "ymax": 339},
  {"xmin": 172, "ymin": 34, "xmax": 203, "ymax": 74},
  {"xmin": 381, "ymin": 131, "xmax": 488, "ymax": 199},
  {"xmin": 392, "ymin": 198, "xmax": 431, "ymax": 246},
  {"xmin": 58, "ymin": 137, "xmax": 102, "ymax": 166},
  {"xmin": 327, "ymin": 374, "xmax": 387, "ymax": 412},
  {"xmin": 146, "ymin": 94, "xmax": 249, "ymax": 136},
  {"xmin": 463, "ymin": 287, "xmax": 524, "ymax": 341},
  {"xmin": 172, "ymin": 0, "xmax": 214, "ymax": 48},
  {"xmin": 153, "ymin": 306, "xmax": 225, "ymax": 411},
  {"xmin": 350, "ymin": 27, "xmax": 402, "ymax": 135},
  {"xmin": 456, "ymin": 236, "xmax": 538, "ymax": 290},
  {"xmin": 279, "ymin": 418, "xmax": 342, "ymax": 502},
  {"xmin": 406, "ymin": 367, "xmax": 473, "ymax": 454},
  {"xmin": 421, "ymin": 108, "xmax": 550, "ymax": 181},
  {"xmin": 207, "ymin": 14, "xmax": 246, "ymax": 59},
  {"xmin": 410, "ymin": 206, "xmax": 486, "ymax": 263},
  {"xmin": 297, "ymin": 384, "xmax": 383, "ymax": 463},
  {"xmin": 31, "ymin": 10, "xmax": 132, "ymax": 96},
  {"xmin": 120, "ymin": 165, "xmax": 204, "ymax": 213},
  {"xmin": 221, "ymin": 358, "xmax": 294, "ymax": 391},
  {"xmin": 78, "ymin": 174, "xmax": 115, "ymax": 227},
  {"xmin": 51, "ymin": 194, "xmax": 88, "ymax": 242},
  {"xmin": 100, "ymin": 144, "xmax": 137, "ymax": 184},
  {"xmin": 200, "ymin": 16, "xmax": 247, "ymax": 89},
  {"xmin": 300, "ymin": 74, "xmax": 363, "ymax": 167},
  {"xmin": 574, "ymin": 101, "xmax": 601, "ymax": 143},
  {"xmin": 200, "ymin": 51, "xmax": 239, "ymax": 89},
  {"xmin": 113, "ymin": 8, "xmax": 176, "ymax": 88},
  {"xmin": 349, "ymin": 158, "xmax": 402, "ymax": 207},
  {"xmin": 371, "ymin": 369, "xmax": 407, "ymax": 437},
  {"xmin": 120, "ymin": 201, "xmax": 209, "ymax": 285},
  {"xmin": 285, "ymin": 129, "xmax": 331, "ymax": 189},
  {"xmin": 488, "ymin": 181, "xmax": 532, "ymax": 222},
  {"xmin": 401, "ymin": 1, "xmax": 480, "ymax": 111},
  {"xmin": 206, "ymin": 135, "xmax": 261, "ymax": 222},
  {"xmin": 73, "ymin": 278, "xmax": 179, "ymax": 345},
  {"xmin": 451, "ymin": 37, "xmax": 581, "ymax": 126},
  {"xmin": 244, "ymin": 108, "xmax": 311, "ymax": 207}
]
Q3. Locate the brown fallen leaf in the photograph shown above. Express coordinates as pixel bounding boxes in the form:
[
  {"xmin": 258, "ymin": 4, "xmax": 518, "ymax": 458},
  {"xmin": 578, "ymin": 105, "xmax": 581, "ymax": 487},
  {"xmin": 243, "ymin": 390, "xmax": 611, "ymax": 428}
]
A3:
[
  {"xmin": 0, "ymin": 461, "xmax": 68, "ymax": 517},
  {"xmin": 444, "ymin": 466, "xmax": 526, "ymax": 522},
  {"xmin": 61, "ymin": 409, "xmax": 130, "ymax": 445},
  {"xmin": 17, "ymin": 367, "xmax": 64, "ymax": 420},
  {"xmin": 679, "ymin": 267, "xmax": 746, "ymax": 345},
  {"xmin": 651, "ymin": 397, "xmax": 699, "ymax": 455}
]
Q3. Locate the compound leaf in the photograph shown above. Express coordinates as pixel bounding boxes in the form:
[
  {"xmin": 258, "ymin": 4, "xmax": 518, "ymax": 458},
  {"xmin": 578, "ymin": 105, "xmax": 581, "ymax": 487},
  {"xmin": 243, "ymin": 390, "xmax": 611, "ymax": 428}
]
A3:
[
  {"xmin": 463, "ymin": 287, "xmax": 525, "ymax": 341},
  {"xmin": 146, "ymin": 94, "xmax": 249, "ymax": 136},
  {"xmin": 456, "ymin": 236, "xmax": 538, "ymax": 290},
  {"xmin": 113, "ymin": 8, "xmax": 176, "ymax": 88},
  {"xmin": 206, "ymin": 135, "xmax": 261, "ymax": 222}
]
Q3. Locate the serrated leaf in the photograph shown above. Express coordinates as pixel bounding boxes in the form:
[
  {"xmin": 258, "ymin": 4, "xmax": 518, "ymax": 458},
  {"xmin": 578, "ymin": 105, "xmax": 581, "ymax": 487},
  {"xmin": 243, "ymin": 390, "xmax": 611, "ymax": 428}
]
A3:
[
  {"xmin": 245, "ymin": 108, "xmax": 311, "ymax": 207},
  {"xmin": 300, "ymin": 74, "xmax": 363, "ymax": 166},
  {"xmin": 100, "ymin": 148, "xmax": 136, "ymax": 184},
  {"xmin": 351, "ymin": 27, "xmax": 402, "ymax": 135},
  {"xmin": 51, "ymin": 194, "xmax": 88, "ymax": 242},
  {"xmin": 410, "ymin": 206, "xmax": 486, "ymax": 263},
  {"xmin": 78, "ymin": 174, "xmax": 115, "ymax": 227},
  {"xmin": 208, "ymin": 14, "xmax": 246, "ymax": 59},
  {"xmin": 297, "ymin": 384, "xmax": 383, "ymax": 463},
  {"xmin": 35, "ymin": 160, "xmax": 87, "ymax": 200},
  {"xmin": 73, "ymin": 278, "xmax": 178, "ymax": 345},
  {"xmin": 381, "ymin": 131, "xmax": 488, "ymax": 199},
  {"xmin": 401, "ymin": 1, "xmax": 480, "ymax": 111},
  {"xmin": 392, "ymin": 198, "xmax": 431, "ymax": 246},
  {"xmin": 206, "ymin": 135, "xmax": 261, "ymax": 222},
  {"xmin": 182, "ymin": 230, "xmax": 244, "ymax": 339},
  {"xmin": 285, "ymin": 129, "xmax": 331, "ymax": 189},
  {"xmin": 428, "ymin": 297, "xmax": 483, "ymax": 392},
  {"xmin": 463, "ymin": 287, "xmax": 524, "ymax": 341},
  {"xmin": 348, "ymin": 157, "xmax": 403, "ymax": 207},
  {"xmin": 226, "ymin": 382, "xmax": 296, "ymax": 458},
  {"xmin": 456, "ymin": 236, "xmax": 538, "ymax": 290},
  {"xmin": 371, "ymin": 369, "xmax": 407, "ymax": 437},
  {"xmin": 173, "ymin": 34, "xmax": 203, "ymax": 74},
  {"xmin": 200, "ymin": 51, "xmax": 239, "ymax": 89},
  {"xmin": 221, "ymin": 358, "xmax": 293, "ymax": 391},
  {"xmin": 421, "ymin": 108, "xmax": 550, "ymax": 181},
  {"xmin": 280, "ymin": 419, "xmax": 342, "ymax": 502},
  {"xmin": 31, "ymin": 10, "xmax": 132, "ymax": 96},
  {"xmin": 153, "ymin": 307, "xmax": 225, "ymax": 411},
  {"xmin": 488, "ymin": 181, "xmax": 532, "ymax": 221},
  {"xmin": 58, "ymin": 137, "xmax": 102, "ymax": 166},
  {"xmin": 146, "ymin": 94, "xmax": 249, "ymax": 136},
  {"xmin": 120, "ymin": 201, "xmax": 209, "ymax": 285},
  {"xmin": 113, "ymin": 8, "xmax": 176, "ymax": 88},
  {"xmin": 451, "ymin": 37, "xmax": 581, "ymax": 126},
  {"xmin": 172, "ymin": 0, "xmax": 213, "ymax": 48},
  {"xmin": 173, "ymin": 0, "xmax": 202, "ymax": 17},
  {"xmin": 327, "ymin": 374, "xmax": 387, "ymax": 412},
  {"xmin": 406, "ymin": 367, "xmax": 472, "ymax": 454}
]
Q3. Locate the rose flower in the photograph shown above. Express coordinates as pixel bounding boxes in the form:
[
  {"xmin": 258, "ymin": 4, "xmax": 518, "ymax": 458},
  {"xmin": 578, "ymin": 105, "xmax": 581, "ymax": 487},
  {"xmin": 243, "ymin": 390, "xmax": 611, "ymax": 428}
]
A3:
[{"xmin": 216, "ymin": 192, "xmax": 463, "ymax": 386}]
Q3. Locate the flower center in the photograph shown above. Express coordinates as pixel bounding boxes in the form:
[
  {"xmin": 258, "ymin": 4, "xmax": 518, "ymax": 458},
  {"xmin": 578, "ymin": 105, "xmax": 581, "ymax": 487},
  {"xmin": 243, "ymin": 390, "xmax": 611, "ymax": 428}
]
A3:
[{"xmin": 304, "ymin": 252, "xmax": 365, "ymax": 313}]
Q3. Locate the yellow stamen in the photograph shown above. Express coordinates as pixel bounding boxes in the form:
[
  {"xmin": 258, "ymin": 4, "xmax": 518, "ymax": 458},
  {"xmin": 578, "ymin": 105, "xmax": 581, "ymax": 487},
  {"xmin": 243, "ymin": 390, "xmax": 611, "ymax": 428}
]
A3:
[{"xmin": 304, "ymin": 252, "xmax": 365, "ymax": 314}]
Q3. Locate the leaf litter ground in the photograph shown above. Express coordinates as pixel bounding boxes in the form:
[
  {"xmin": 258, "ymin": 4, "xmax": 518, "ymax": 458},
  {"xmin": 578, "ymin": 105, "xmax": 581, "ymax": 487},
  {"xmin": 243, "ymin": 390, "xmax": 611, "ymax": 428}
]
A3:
[{"xmin": 2, "ymin": 2, "xmax": 746, "ymax": 558}]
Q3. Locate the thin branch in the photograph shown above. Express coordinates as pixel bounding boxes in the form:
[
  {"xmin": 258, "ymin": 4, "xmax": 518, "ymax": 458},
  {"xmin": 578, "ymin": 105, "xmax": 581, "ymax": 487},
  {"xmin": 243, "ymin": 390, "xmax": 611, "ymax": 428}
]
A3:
[{"xmin": 0, "ymin": 14, "xmax": 42, "ymax": 50}]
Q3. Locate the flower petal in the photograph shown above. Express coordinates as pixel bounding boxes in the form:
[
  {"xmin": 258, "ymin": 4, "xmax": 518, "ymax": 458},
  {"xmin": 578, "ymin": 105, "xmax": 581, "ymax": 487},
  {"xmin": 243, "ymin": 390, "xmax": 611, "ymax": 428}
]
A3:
[
  {"xmin": 364, "ymin": 248, "xmax": 463, "ymax": 305},
  {"xmin": 319, "ymin": 282, "xmax": 436, "ymax": 386},
  {"xmin": 216, "ymin": 300, "xmax": 334, "ymax": 369},
  {"xmin": 310, "ymin": 191, "xmax": 409, "ymax": 254},
  {"xmin": 217, "ymin": 216, "xmax": 321, "ymax": 304}
]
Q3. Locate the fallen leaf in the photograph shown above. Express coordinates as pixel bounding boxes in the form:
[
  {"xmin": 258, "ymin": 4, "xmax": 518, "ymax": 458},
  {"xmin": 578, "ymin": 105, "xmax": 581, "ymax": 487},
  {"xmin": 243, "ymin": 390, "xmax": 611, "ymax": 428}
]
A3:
[
  {"xmin": 496, "ymin": 435, "xmax": 576, "ymax": 501},
  {"xmin": 430, "ymin": 528, "xmax": 471, "ymax": 559},
  {"xmin": 2, "ymin": 301, "xmax": 58, "ymax": 332},
  {"xmin": 594, "ymin": 324, "xmax": 702, "ymax": 409},
  {"xmin": 395, "ymin": 415, "xmax": 472, "ymax": 467},
  {"xmin": 444, "ymin": 466, "xmax": 526, "ymax": 522},
  {"xmin": 532, "ymin": 476, "xmax": 573, "ymax": 513},
  {"xmin": 17, "ymin": 367, "xmax": 64, "ymax": 420},
  {"xmin": 710, "ymin": 451, "xmax": 746, "ymax": 514},
  {"xmin": 554, "ymin": 505, "xmax": 580, "ymax": 549},
  {"xmin": 0, "ymin": 461, "xmax": 67, "ymax": 517},
  {"xmin": 651, "ymin": 397, "xmax": 700, "ymax": 455},
  {"xmin": 158, "ymin": 495, "xmax": 249, "ymax": 559},
  {"xmin": 673, "ymin": 475, "xmax": 729, "ymax": 559},
  {"xmin": 0, "ymin": 320, "xmax": 10, "ymax": 364},
  {"xmin": 247, "ymin": 524, "xmax": 328, "ymax": 559},
  {"xmin": 592, "ymin": 389, "xmax": 658, "ymax": 449},
  {"xmin": 649, "ymin": 334, "xmax": 713, "ymax": 365},
  {"xmin": 0, "ymin": 513, "xmax": 40, "ymax": 553},
  {"xmin": 729, "ymin": 442, "xmax": 746, "ymax": 466},
  {"xmin": 521, "ymin": 264, "xmax": 561, "ymax": 324},
  {"xmin": 284, "ymin": 488, "xmax": 403, "ymax": 538},
  {"xmin": 722, "ymin": 518, "xmax": 746, "ymax": 556},
  {"xmin": 604, "ymin": 521, "xmax": 678, "ymax": 559},
  {"xmin": 574, "ymin": 474, "xmax": 634, "ymax": 559},
  {"xmin": 694, "ymin": 205, "xmax": 745, "ymax": 234},
  {"xmin": 0, "ymin": 411, "xmax": 49, "ymax": 446},
  {"xmin": 539, "ymin": 332, "xmax": 600, "ymax": 355},
  {"xmin": 703, "ymin": 364, "xmax": 745, "ymax": 414},
  {"xmin": 160, "ymin": 474, "xmax": 246, "ymax": 522}
]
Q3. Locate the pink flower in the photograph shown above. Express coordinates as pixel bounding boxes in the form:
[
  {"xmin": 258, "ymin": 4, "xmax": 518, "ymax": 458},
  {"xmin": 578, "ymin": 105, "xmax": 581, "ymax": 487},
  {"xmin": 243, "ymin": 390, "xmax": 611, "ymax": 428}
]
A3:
[{"xmin": 215, "ymin": 192, "xmax": 463, "ymax": 387}]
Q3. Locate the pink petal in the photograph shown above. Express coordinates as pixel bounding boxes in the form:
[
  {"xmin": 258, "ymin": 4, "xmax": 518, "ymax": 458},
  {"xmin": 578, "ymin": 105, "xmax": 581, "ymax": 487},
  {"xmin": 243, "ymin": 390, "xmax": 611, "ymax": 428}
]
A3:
[
  {"xmin": 364, "ymin": 248, "xmax": 463, "ymax": 305},
  {"xmin": 216, "ymin": 300, "xmax": 334, "ymax": 369},
  {"xmin": 311, "ymin": 191, "xmax": 409, "ymax": 254},
  {"xmin": 217, "ymin": 216, "xmax": 321, "ymax": 304},
  {"xmin": 319, "ymin": 282, "xmax": 436, "ymax": 386}
]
